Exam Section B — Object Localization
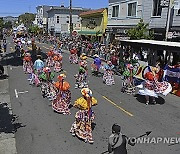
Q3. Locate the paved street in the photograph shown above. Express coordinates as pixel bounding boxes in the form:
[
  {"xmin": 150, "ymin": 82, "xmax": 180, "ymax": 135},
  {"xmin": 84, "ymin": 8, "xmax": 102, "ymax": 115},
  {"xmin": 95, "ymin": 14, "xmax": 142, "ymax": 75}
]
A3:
[{"xmin": 1, "ymin": 37, "xmax": 180, "ymax": 154}]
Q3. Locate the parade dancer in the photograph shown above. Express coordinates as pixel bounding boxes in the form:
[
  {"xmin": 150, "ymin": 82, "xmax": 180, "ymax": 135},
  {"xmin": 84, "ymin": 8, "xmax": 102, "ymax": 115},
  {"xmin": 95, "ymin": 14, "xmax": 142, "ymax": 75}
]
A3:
[
  {"xmin": 121, "ymin": 64, "xmax": 136, "ymax": 95},
  {"xmin": 74, "ymin": 60, "xmax": 88, "ymax": 89},
  {"xmin": 53, "ymin": 54, "xmax": 63, "ymax": 73},
  {"xmin": 103, "ymin": 61, "xmax": 115, "ymax": 86},
  {"xmin": 69, "ymin": 47, "xmax": 78, "ymax": 64},
  {"xmin": 91, "ymin": 54, "xmax": 101, "ymax": 76},
  {"xmin": 137, "ymin": 65, "xmax": 172, "ymax": 105},
  {"xmin": 23, "ymin": 52, "xmax": 33, "ymax": 74},
  {"xmin": 46, "ymin": 50, "xmax": 55, "ymax": 67},
  {"xmin": 39, "ymin": 67, "xmax": 56, "ymax": 101},
  {"xmin": 70, "ymin": 88, "xmax": 97, "ymax": 144},
  {"xmin": 52, "ymin": 74, "xmax": 71, "ymax": 115}
]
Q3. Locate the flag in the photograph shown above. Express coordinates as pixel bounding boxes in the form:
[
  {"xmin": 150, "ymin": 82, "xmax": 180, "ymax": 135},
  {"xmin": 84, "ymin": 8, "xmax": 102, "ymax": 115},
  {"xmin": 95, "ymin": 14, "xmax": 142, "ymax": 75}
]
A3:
[{"xmin": 163, "ymin": 65, "xmax": 180, "ymax": 83}]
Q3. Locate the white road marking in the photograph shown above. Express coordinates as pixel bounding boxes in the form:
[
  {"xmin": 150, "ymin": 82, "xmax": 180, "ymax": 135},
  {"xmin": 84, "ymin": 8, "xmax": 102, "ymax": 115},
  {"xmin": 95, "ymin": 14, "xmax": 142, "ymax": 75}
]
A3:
[
  {"xmin": 18, "ymin": 91, "xmax": 28, "ymax": 94},
  {"xmin": 15, "ymin": 89, "xmax": 18, "ymax": 98},
  {"xmin": 10, "ymin": 67, "xmax": 12, "ymax": 70}
]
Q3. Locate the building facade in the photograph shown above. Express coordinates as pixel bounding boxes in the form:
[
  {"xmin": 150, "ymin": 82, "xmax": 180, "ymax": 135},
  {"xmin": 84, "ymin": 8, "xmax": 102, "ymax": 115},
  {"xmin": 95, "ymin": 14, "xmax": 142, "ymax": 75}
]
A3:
[
  {"xmin": 36, "ymin": 5, "xmax": 52, "ymax": 33},
  {"xmin": 107, "ymin": 0, "xmax": 180, "ymax": 41},
  {"xmin": 47, "ymin": 6, "xmax": 88, "ymax": 36},
  {"xmin": 79, "ymin": 8, "xmax": 108, "ymax": 42},
  {"xmin": 143, "ymin": 0, "xmax": 180, "ymax": 40},
  {"xmin": 107, "ymin": 0, "xmax": 143, "ymax": 41}
]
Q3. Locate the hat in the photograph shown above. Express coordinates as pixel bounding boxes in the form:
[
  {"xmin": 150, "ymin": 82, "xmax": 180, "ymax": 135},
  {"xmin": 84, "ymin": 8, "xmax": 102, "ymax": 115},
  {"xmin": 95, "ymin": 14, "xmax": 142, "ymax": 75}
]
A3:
[
  {"xmin": 81, "ymin": 88, "xmax": 92, "ymax": 98},
  {"xmin": 43, "ymin": 67, "xmax": 51, "ymax": 73},
  {"xmin": 25, "ymin": 53, "xmax": 31, "ymax": 57},
  {"xmin": 127, "ymin": 64, "xmax": 133, "ymax": 70},
  {"xmin": 112, "ymin": 124, "xmax": 121, "ymax": 134},
  {"xmin": 94, "ymin": 54, "xmax": 99, "ymax": 58},
  {"xmin": 37, "ymin": 55, "xmax": 42, "ymax": 59},
  {"xmin": 54, "ymin": 81, "xmax": 70, "ymax": 91},
  {"xmin": 80, "ymin": 54, "xmax": 87, "ymax": 60},
  {"xmin": 107, "ymin": 61, "xmax": 112, "ymax": 65},
  {"xmin": 57, "ymin": 74, "xmax": 66, "ymax": 80}
]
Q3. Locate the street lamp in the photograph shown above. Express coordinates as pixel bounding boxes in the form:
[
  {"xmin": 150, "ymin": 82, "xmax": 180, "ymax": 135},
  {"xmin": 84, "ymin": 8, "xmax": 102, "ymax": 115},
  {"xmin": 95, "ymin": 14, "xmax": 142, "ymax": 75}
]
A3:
[{"xmin": 69, "ymin": 0, "xmax": 73, "ymax": 38}]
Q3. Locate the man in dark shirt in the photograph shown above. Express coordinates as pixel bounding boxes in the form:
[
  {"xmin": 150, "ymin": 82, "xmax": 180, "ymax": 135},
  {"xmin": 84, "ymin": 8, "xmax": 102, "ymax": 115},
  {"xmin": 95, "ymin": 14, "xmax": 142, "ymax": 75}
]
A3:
[{"xmin": 108, "ymin": 124, "xmax": 135, "ymax": 154}]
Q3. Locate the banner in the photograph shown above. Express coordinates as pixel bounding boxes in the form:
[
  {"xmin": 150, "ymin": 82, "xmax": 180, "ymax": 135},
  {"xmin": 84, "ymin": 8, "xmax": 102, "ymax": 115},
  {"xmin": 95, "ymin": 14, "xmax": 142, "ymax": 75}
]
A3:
[
  {"xmin": 163, "ymin": 65, "xmax": 180, "ymax": 83},
  {"xmin": 163, "ymin": 65, "xmax": 180, "ymax": 96}
]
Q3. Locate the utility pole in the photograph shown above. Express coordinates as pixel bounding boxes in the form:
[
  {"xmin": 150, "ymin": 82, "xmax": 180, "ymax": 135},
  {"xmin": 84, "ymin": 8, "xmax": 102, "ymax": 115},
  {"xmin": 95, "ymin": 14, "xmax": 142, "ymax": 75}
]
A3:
[
  {"xmin": 164, "ymin": 0, "xmax": 174, "ymax": 63},
  {"xmin": 165, "ymin": 0, "xmax": 174, "ymax": 41},
  {"xmin": 69, "ymin": 0, "xmax": 73, "ymax": 38}
]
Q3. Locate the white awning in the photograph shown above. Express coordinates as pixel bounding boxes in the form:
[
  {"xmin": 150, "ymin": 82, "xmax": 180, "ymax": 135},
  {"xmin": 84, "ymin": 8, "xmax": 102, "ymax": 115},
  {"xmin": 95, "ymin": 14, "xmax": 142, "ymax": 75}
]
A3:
[{"xmin": 121, "ymin": 39, "xmax": 180, "ymax": 49}]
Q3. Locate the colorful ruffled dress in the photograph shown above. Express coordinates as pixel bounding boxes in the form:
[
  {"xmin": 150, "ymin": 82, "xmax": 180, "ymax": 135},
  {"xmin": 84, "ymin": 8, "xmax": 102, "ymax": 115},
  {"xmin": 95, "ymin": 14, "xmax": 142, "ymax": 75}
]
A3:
[
  {"xmin": 138, "ymin": 72, "xmax": 172, "ymax": 97},
  {"xmin": 39, "ymin": 71, "xmax": 56, "ymax": 100},
  {"xmin": 23, "ymin": 56, "xmax": 33, "ymax": 74},
  {"xmin": 70, "ymin": 95, "xmax": 97, "ymax": 143},
  {"xmin": 103, "ymin": 64, "xmax": 115, "ymax": 86},
  {"xmin": 53, "ymin": 55, "xmax": 63, "ymax": 72},
  {"xmin": 52, "ymin": 80, "xmax": 71, "ymax": 115}
]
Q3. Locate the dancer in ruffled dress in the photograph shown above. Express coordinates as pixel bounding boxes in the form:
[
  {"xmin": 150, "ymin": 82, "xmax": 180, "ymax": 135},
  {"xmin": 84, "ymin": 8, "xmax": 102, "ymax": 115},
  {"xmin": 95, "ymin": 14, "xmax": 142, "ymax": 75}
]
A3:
[
  {"xmin": 39, "ymin": 67, "xmax": 56, "ymax": 101},
  {"xmin": 121, "ymin": 64, "xmax": 136, "ymax": 95},
  {"xmin": 69, "ymin": 47, "xmax": 78, "ymax": 64},
  {"xmin": 91, "ymin": 54, "xmax": 101, "ymax": 76},
  {"xmin": 70, "ymin": 88, "xmax": 97, "ymax": 144},
  {"xmin": 52, "ymin": 74, "xmax": 71, "ymax": 115},
  {"xmin": 74, "ymin": 60, "xmax": 88, "ymax": 89},
  {"xmin": 23, "ymin": 52, "xmax": 33, "ymax": 74},
  {"xmin": 138, "ymin": 65, "xmax": 172, "ymax": 105},
  {"xmin": 53, "ymin": 53, "xmax": 63, "ymax": 72},
  {"xmin": 46, "ymin": 50, "xmax": 55, "ymax": 67},
  {"xmin": 103, "ymin": 61, "xmax": 115, "ymax": 86}
]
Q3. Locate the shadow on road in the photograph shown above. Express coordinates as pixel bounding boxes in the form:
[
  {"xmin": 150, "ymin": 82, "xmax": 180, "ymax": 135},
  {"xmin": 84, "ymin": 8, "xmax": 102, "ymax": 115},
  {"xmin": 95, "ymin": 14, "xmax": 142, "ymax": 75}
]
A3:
[
  {"xmin": 0, "ymin": 74, "xmax": 9, "ymax": 80},
  {"xmin": 0, "ymin": 102, "xmax": 26, "ymax": 134},
  {"xmin": 134, "ymin": 94, "xmax": 165, "ymax": 105}
]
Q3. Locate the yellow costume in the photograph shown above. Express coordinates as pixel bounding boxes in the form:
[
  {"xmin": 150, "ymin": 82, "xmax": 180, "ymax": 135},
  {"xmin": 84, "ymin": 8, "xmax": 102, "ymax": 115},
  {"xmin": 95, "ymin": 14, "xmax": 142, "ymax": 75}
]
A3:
[{"xmin": 74, "ymin": 97, "xmax": 97, "ymax": 110}]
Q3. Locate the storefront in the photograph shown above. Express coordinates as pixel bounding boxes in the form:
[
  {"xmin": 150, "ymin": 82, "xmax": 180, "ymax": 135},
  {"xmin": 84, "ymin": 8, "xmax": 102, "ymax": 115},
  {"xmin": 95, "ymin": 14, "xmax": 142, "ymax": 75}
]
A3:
[{"xmin": 79, "ymin": 8, "xmax": 108, "ymax": 43}]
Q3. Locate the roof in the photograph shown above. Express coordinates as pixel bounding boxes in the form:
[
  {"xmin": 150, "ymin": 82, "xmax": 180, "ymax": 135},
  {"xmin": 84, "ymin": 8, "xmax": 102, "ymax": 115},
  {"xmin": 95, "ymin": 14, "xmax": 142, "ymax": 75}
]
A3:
[
  {"xmin": 47, "ymin": 6, "xmax": 88, "ymax": 12},
  {"xmin": 120, "ymin": 39, "xmax": 180, "ymax": 52},
  {"xmin": 80, "ymin": 8, "xmax": 106, "ymax": 17}
]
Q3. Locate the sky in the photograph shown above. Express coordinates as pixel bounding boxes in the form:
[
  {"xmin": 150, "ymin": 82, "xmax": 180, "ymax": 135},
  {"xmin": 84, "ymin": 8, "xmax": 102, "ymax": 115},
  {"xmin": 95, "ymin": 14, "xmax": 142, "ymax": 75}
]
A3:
[{"xmin": 0, "ymin": 0, "xmax": 108, "ymax": 17}]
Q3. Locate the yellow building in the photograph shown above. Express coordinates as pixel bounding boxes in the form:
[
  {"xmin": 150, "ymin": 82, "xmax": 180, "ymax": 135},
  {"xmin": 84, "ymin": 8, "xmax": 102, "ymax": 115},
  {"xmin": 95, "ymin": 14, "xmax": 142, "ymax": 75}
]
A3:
[{"xmin": 79, "ymin": 8, "xmax": 108, "ymax": 42}]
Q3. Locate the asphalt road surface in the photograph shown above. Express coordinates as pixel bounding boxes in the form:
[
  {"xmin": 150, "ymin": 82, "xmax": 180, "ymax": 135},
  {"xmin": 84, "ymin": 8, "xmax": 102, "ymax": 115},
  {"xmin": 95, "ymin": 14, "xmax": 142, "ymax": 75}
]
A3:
[{"xmin": 4, "ymin": 37, "xmax": 180, "ymax": 154}]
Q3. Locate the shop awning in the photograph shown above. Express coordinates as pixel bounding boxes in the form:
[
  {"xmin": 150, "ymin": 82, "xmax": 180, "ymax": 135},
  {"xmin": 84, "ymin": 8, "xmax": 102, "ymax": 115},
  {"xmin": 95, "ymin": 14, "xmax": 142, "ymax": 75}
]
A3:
[{"xmin": 78, "ymin": 31, "xmax": 102, "ymax": 36}]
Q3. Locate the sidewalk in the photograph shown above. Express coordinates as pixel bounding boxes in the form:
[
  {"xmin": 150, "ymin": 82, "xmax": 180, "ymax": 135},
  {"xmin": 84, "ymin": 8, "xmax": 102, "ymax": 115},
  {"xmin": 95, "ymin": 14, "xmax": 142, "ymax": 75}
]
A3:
[{"xmin": 0, "ymin": 65, "xmax": 17, "ymax": 154}]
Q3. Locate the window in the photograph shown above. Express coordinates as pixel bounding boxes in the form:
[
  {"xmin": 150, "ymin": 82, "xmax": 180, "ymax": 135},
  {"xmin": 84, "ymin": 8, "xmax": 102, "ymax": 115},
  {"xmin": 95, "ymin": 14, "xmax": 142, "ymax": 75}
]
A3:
[
  {"xmin": 112, "ymin": 5, "xmax": 119, "ymax": 17},
  {"xmin": 152, "ymin": 0, "xmax": 162, "ymax": 16},
  {"xmin": 128, "ymin": 2, "xmax": 137, "ymax": 16},
  {"xmin": 57, "ymin": 16, "xmax": 59, "ymax": 23},
  {"xmin": 178, "ymin": 9, "xmax": 180, "ymax": 15}
]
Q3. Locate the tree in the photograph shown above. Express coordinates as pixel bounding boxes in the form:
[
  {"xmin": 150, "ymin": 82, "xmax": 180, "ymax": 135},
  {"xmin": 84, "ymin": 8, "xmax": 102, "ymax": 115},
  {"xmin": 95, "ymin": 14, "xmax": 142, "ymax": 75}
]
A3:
[
  {"xmin": 127, "ymin": 19, "xmax": 154, "ymax": 40},
  {"xmin": 4, "ymin": 21, "xmax": 12, "ymax": 29},
  {"xmin": 0, "ymin": 18, "xmax": 4, "ymax": 31},
  {"xmin": 18, "ymin": 13, "xmax": 35, "ymax": 28},
  {"xmin": 28, "ymin": 25, "xmax": 41, "ymax": 35}
]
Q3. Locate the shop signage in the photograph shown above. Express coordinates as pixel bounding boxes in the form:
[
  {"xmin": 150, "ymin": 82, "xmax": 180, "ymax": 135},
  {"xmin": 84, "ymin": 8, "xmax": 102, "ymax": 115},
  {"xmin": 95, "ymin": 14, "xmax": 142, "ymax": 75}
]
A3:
[
  {"xmin": 160, "ymin": 0, "xmax": 170, "ymax": 7},
  {"xmin": 86, "ymin": 19, "xmax": 97, "ymax": 29}
]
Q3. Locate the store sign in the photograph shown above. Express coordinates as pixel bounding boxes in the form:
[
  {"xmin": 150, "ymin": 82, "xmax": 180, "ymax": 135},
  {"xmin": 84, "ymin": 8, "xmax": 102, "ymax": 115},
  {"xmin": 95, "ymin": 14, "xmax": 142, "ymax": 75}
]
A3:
[
  {"xmin": 86, "ymin": 19, "xmax": 97, "ymax": 29},
  {"xmin": 174, "ymin": 0, "xmax": 180, "ymax": 9},
  {"xmin": 168, "ymin": 31, "xmax": 180, "ymax": 38},
  {"xmin": 160, "ymin": 0, "xmax": 170, "ymax": 7}
]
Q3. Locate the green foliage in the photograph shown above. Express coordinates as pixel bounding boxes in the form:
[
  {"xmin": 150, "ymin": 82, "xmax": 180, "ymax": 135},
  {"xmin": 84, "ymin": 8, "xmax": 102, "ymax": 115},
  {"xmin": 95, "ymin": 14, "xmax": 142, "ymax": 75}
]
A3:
[
  {"xmin": 4, "ymin": 21, "xmax": 12, "ymax": 29},
  {"xmin": 28, "ymin": 25, "xmax": 41, "ymax": 35},
  {"xmin": 18, "ymin": 13, "xmax": 35, "ymax": 28},
  {"xmin": 0, "ymin": 18, "xmax": 4, "ymax": 30},
  {"xmin": 127, "ymin": 19, "xmax": 154, "ymax": 40}
]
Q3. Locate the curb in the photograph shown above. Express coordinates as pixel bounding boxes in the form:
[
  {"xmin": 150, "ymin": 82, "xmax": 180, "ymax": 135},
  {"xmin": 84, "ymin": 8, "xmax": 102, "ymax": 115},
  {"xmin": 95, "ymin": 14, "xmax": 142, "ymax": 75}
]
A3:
[{"xmin": 0, "ymin": 65, "xmax": 17, "ymax": 154}]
